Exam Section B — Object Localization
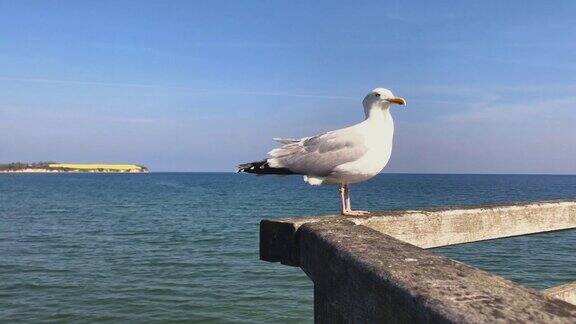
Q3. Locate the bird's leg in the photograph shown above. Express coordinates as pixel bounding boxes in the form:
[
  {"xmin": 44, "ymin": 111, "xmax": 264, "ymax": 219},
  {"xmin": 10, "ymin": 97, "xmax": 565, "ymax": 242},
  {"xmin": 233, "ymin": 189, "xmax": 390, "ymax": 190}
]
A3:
[
  {"xmin": 344, "ymin": 184, "xmax": 351, "ymax": 211},
  {"xmin": 339, "ymin": 184, "xmax": 347, "ymax": 215},
  {"xmin": 341, "ymin": 184, "xmax": 370, "ymax": 217}
]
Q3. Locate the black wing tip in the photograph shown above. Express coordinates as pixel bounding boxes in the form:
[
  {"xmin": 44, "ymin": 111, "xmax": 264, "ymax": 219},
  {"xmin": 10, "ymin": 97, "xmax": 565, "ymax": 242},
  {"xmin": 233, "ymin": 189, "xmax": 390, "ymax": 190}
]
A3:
[
  {"xmin": 236, "ymin": 160, "xmax": 296, "ymax": 175},
  {"xmin": 237, "ymin": 160, "xmax": 264, "ymax": 174}
]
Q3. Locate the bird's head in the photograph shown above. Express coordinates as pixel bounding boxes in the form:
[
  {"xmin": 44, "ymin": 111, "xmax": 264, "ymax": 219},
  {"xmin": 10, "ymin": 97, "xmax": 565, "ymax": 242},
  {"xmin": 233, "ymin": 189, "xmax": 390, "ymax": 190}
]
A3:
[{"xmin": 362, "ymin": 88, "xmax": 406, "ymax": 111}]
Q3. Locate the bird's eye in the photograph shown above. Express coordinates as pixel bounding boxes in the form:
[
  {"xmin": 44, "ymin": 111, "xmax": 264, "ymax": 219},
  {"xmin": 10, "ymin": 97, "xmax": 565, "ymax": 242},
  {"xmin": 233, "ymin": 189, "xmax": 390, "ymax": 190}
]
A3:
[{"xmin": 374, "ymin": 93, "xmax": 380, "ymax": 97}]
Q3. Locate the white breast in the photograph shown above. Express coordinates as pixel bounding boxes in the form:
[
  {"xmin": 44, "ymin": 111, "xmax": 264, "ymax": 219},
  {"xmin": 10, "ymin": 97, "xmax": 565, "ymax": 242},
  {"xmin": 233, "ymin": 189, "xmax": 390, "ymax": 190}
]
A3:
[{"xmin": 325, "ymin": 110, "xmax": 394, "ymax": 184}]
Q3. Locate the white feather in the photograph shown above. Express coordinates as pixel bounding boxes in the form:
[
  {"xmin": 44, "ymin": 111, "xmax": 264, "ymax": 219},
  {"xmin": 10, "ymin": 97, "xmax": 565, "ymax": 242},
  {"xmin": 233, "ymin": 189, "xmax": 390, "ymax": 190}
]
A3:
[{"xmin": 266, "ymin": 109, "xmax": 394, "ymax": 185}]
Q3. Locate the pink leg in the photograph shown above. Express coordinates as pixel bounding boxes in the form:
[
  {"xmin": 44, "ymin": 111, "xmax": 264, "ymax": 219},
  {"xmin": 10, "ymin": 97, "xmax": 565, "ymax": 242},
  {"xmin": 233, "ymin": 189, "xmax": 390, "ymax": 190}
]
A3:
[
  {"xmin": 341, "ymin": 184, "xmax": 370, "ymax": 217},
  {"xmin": 339, "ymin": 184, "xmax": 347, "ymax": 215},
  {"xmin": 345, "ymin": 184, "xmax": 351, "ymax": 211}
]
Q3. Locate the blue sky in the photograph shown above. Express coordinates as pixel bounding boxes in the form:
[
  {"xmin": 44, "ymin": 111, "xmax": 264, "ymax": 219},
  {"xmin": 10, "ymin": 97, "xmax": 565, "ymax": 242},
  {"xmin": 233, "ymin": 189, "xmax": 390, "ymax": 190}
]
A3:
[{"xmin": 1, "ymin": 1, "xmax": 575, "ymax": 173}]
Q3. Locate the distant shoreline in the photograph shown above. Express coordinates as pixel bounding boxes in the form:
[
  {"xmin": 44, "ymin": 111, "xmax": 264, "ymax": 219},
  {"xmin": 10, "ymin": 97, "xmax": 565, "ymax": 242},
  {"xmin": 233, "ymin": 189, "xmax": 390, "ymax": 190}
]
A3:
[
  {"xmin": 0, "ymin": 169, "xmax": 148, "ymax": 174},
  {"xmin": 0, "ymin": 162, "xmax": 149, "ymax": 173}
]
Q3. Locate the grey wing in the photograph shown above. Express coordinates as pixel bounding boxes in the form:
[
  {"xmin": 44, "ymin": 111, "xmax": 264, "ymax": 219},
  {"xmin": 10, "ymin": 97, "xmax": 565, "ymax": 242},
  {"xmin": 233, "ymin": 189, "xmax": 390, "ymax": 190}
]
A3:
[{"xmin": 267, "ymin": 127, "xmax": 368, "ymax": 176}]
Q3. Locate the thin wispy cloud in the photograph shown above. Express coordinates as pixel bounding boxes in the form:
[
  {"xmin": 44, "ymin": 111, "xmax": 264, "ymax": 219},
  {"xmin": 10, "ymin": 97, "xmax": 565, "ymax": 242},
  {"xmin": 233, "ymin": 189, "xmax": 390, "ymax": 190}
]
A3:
[
  {"xmin": 0, "ymin": 77, "xmax": 166, "ymax": 89},
  {"xmin": 443, "ymin": 97, "xmax": 576, "ymax": 123},
  {"xmin": 0, "ymin": 76, "xmax": 356, "ymax": 100}
]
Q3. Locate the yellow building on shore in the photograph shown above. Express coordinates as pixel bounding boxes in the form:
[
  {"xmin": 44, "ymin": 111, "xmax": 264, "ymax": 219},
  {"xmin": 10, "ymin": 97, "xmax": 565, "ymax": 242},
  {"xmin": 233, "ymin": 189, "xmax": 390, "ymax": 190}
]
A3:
[{"xmin": 48, "ymin": 163, "xmax": 148, "ymax": 172}]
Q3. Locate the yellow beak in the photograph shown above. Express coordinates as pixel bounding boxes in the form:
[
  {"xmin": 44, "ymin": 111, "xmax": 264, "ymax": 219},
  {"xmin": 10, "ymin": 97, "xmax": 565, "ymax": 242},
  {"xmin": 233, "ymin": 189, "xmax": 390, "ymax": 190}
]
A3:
[{"xmin": 387, "ymin": 96, "xmax": 407, "ymax": 106}]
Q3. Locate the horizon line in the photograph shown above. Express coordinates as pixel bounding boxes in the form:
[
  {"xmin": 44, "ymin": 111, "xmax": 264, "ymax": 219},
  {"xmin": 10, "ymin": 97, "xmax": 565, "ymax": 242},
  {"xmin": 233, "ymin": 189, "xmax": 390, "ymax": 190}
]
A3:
[{"xmin": 45, "ymin": 171, "xmax": 576, "ymax": 176}]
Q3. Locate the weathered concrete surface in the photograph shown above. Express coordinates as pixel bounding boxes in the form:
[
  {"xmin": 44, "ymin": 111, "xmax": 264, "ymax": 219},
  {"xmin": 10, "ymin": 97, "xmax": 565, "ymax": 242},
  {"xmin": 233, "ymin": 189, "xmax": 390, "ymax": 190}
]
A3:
[
  {"xmin": 299, "ymin": 220, "xmax": 576, "ymax": 323},
  {"xmin": 544, "ymin": 282, "xmax": 576, "ymax": 306},
  {"xmin": 362, "ymin": 200, "xmax": 576, "ymax": 249},
  {"xmin": 261, "ymin": 200, "xmax": 576, "ymax": 266},
  {"xmin": 261, "ymin": 217, "xmax": 326, "ymax": 266}
]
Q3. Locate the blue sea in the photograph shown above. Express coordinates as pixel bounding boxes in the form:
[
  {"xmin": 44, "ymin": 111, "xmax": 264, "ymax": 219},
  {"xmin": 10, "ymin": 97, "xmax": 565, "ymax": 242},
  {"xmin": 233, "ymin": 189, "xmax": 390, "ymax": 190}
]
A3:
[{"xmin": 1, "ymin": 173, "xmax": 575, "ymax": 323}]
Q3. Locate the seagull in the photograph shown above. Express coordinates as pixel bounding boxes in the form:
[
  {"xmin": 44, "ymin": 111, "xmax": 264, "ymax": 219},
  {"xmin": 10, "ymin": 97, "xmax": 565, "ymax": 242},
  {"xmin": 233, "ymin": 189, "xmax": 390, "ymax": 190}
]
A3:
[{"xmin": 238, "ymin": 88, "xmax": 406, "ymax": 216}]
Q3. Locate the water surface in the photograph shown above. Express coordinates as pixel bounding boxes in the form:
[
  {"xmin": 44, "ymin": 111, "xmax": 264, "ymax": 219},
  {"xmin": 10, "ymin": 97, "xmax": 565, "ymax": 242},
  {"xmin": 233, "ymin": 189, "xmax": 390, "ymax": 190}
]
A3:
[{"xmin": 1, "ymin": 173, "xmax": 575, "ymax": 323}]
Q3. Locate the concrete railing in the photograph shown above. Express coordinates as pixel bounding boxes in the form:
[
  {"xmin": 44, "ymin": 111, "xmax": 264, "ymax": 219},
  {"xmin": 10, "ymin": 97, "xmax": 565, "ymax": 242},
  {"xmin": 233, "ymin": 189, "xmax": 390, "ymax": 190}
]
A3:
[
  {"xmin": 544, "ymin": 282, "xmax": 576, "ymax": 305},
  {"xmin": 260, "ymin": 200, "xmax": 576, "ymax": 323}
]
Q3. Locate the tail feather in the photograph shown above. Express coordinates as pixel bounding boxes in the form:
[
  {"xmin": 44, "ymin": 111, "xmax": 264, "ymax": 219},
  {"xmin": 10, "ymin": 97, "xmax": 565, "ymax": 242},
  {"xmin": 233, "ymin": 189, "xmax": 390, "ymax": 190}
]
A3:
[{"xmin": 237, "ymin": 160, "xmax": 297, "ymax": 175}]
